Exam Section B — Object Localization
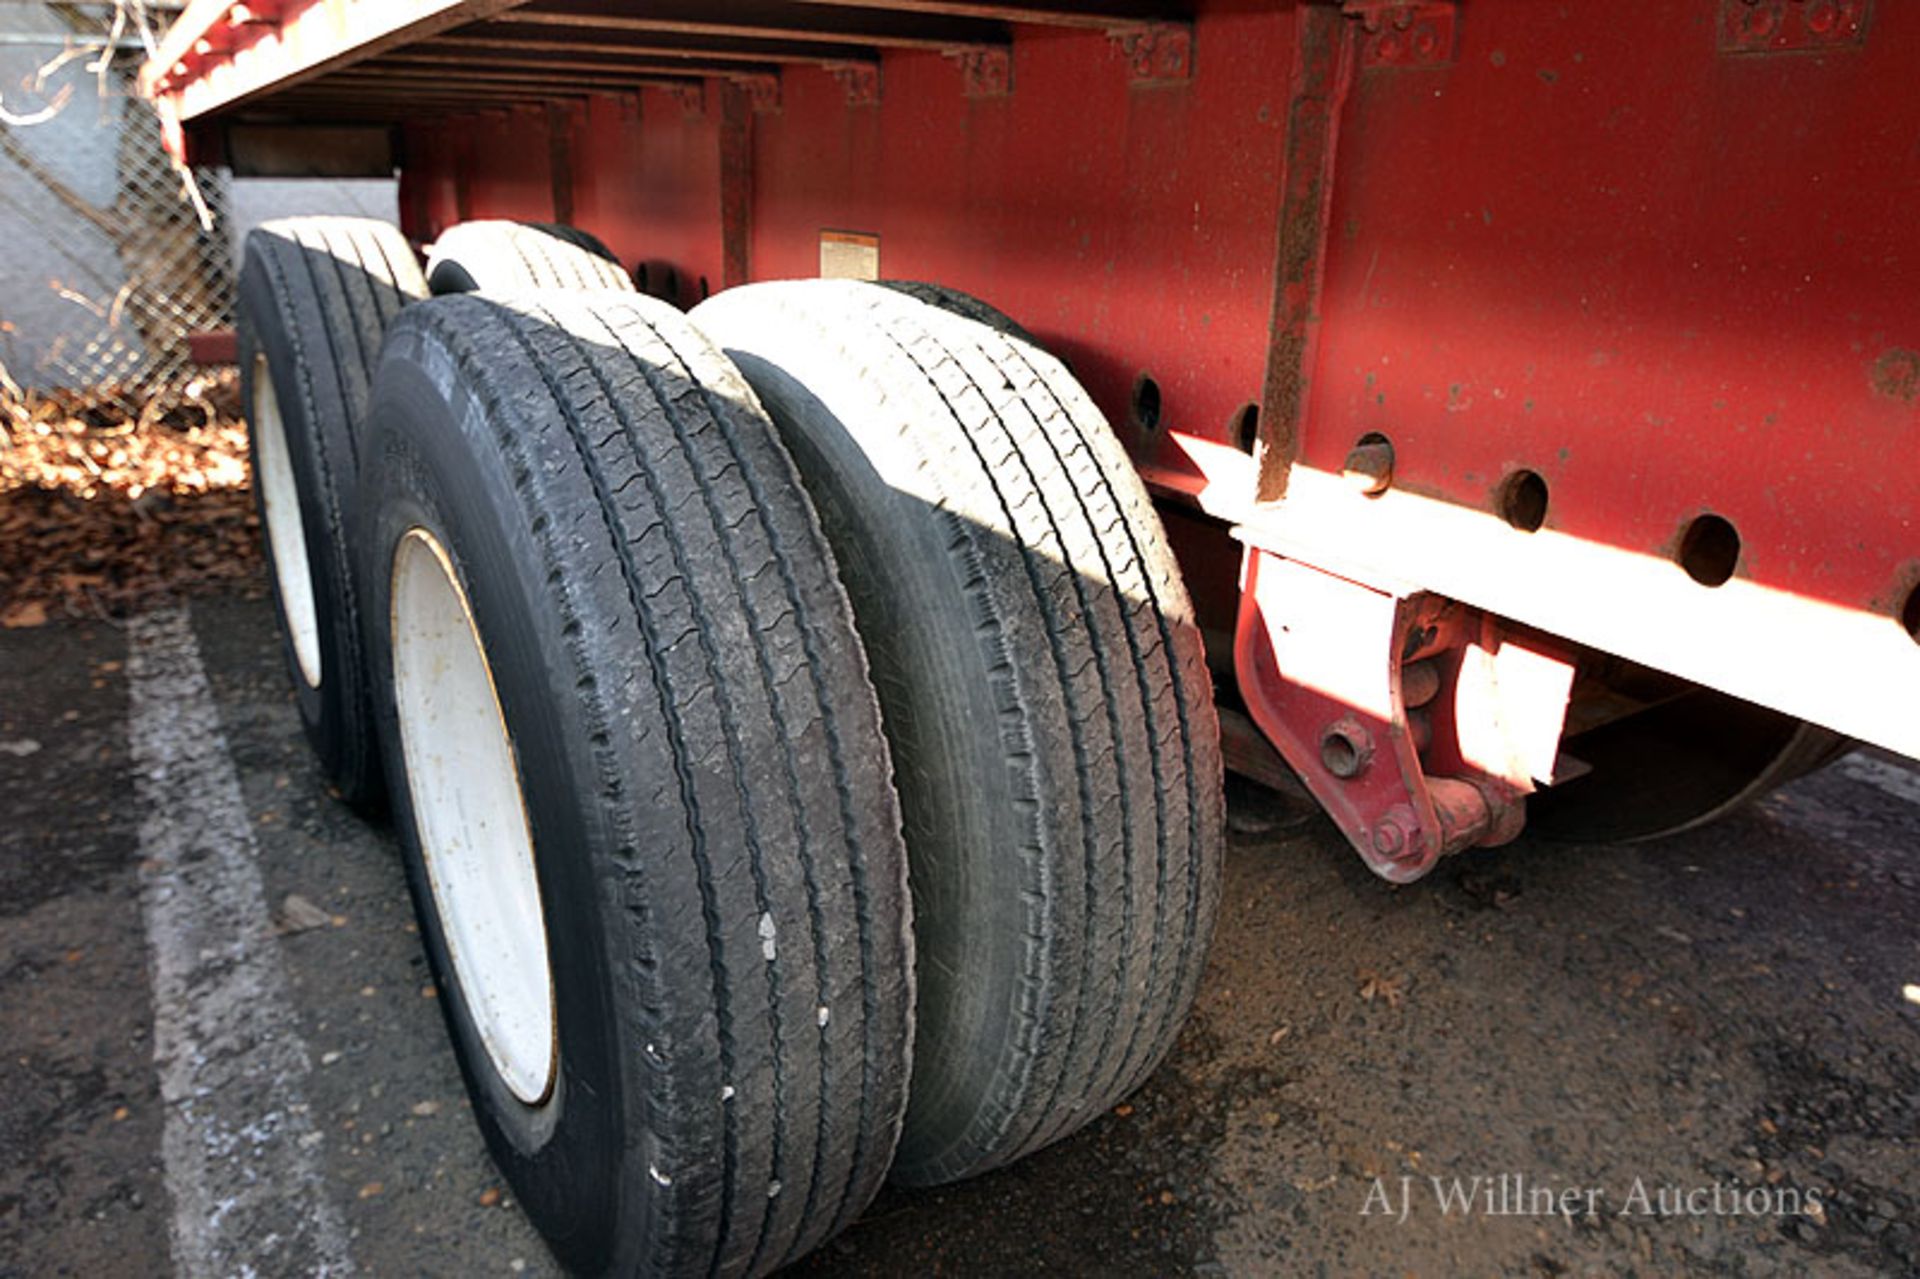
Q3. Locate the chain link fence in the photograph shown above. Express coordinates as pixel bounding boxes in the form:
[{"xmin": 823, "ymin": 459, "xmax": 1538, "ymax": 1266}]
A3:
[{"xmin": 1, "ymin": 2, "xmax": 232, "ymax": 392}]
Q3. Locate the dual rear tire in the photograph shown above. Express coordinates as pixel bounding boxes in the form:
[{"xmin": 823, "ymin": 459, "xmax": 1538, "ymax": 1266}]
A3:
[
  {"xmin": 361, "ymin": 292, "xmax": 915, "ymax": 1276},
  {"xmin": 693, "ymin": 282, "xmax": 1224, "ymax": 1185},
  {"xmin": 425, "ymin": 220, "xmax": 634, "ymax": 295},
  {"xmin": 237, "ymin": 216, "xmax": 428, "ymax": 809},
  {"xmin": 243, "ymin": 233, "xmax": 1225, "ymax": 1274}
]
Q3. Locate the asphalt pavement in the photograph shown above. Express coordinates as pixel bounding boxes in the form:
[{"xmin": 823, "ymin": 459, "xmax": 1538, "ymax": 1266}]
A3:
[{"xmin": 3, "ymin": 593, "xmax": 1916, "ymax": 1277}]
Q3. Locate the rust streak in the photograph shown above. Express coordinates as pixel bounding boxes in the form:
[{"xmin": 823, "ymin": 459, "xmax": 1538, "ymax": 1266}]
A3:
[{"xmin": 1255, "ymin": 4, "xmax": 1356, "ymax": 502}]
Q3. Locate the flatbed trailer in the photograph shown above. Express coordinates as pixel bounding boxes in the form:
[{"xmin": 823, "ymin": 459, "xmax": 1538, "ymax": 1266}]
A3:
[{"xmin": 141, "ymin": 1, "xmax": 1917, "ymax": 1273}]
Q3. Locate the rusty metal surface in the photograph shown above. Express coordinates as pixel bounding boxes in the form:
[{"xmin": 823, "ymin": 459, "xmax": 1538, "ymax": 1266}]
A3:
[
  {"xmin": 1348, "ymin": 1, "xmax": 1457, "ymax": 69},
  {"xmin": 720, "ymin": 80, "xmax": 756, "ymax": 287},
  {"xmin": 1718, "ymin": 0, "xmax": 1871, "ymax": 54},
  {"xmin": 1231, "ymin": 550, "xmax": 1564, "ymax": 881},
  {"xmin": 144, "ymin": 0, "xmax": 535, "ymax": 119},
  {"xmin": 495, "ymin": 3, "xmax": 1003, "ymax": 52},
  {"xmin": 144, "ymin": 0, "xmax": 1920, "ymax": 813},
  {"xmin": 1111, "ymin": 21, "xmax": 1192, "ymax": 82},
  {"xmin": 144, "ymin": 0, "xmax": 1199, "ymax": 123},
  {"xmin": 949, "ymin": 45, "xmax": 1012, "ymax": 95},
  {"xmin": 1254, "ymin": 1, "xmax": 1353, "ymax": 500},
  {"xmin": 1249, "ymin": 466, "xmax": 1920, "ymax": 760},
  {"xmin": 1300, "ymin": 0, "xmax": 1918, "ymax": 627}
]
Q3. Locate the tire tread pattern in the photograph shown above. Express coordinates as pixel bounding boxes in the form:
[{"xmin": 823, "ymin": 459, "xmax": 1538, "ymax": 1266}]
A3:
[
  {"xmin": 379, "ymin": 291, "xmax": 910, "ymax": 1277},
  {"xmin": 694, "ymin": 281, "xmax": 1224, "ymax": 1186},
  {"xmin": 426, "ymin": 220, "xmax": 635, "ymax": 296},
  {"xmin": 238, "ymin": 215, "xmax": 426, "ymax": 806}
]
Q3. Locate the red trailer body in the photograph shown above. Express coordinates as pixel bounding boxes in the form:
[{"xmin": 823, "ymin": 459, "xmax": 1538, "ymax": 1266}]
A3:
[{"xmin": 146, "ymin": 0, "xmax": 1919, "ymax": 879}]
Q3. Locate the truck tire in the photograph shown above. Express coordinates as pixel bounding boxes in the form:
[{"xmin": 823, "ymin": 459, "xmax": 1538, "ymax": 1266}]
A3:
[
  {"xmin": 238, "ymin": 215, "xmax": 426, "ymax": 810},
  {"xmin": 691, "ymin": 281, "xmax": 1225, "ymax": 1186},
  {"xmin": 528, "ymin": 220, "xmax": 614, "ymax": 256},
  {"xmin": 878, "ymin": 281, "xmax": 1033, "ymax": 343},
  {"xmin": 426, "ymin": 220, "xmax": 634, "ymax": 295},
  {"xmin": 358, "ymin": 290, "xmax": 914, "ymax": 1276}
]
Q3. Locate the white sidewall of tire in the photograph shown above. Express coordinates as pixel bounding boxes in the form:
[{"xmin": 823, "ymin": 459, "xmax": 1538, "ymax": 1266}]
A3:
[
  {"xmin": 252, "ymin": 353, "xmax": 324, "ymax": 690},
  {"xmin": 390, "ymin": 526, "xmax": 556, "ymax": 1106}
]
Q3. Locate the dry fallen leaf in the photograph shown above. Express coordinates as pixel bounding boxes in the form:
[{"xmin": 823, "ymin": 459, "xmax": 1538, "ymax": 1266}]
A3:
[
  {"xmin": 1359, "ymin": 970, "xmax": 1409, "ymax": 1009},
  {"xmin": 1, "ymin": 600, "xmax": 48, "ymax": 629},
  {"xmin": 1, "ymin": 371, "xmax": 260, "ymax": 622},
  {"xmin": 274, "ymin": 893, "xmax": 333, "ymax": 936}
]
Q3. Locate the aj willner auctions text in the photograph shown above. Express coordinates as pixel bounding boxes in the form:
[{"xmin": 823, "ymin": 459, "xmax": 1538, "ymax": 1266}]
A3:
[{"xmin": 1362, "ymin": 1174, "xmax": 1823, "ymax": 1225}]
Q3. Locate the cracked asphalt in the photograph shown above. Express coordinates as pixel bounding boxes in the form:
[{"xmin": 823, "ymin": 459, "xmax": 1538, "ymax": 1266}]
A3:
[{"xmin": 3, "ymin": 592, "xmax": 1916, "ymax": 1276}]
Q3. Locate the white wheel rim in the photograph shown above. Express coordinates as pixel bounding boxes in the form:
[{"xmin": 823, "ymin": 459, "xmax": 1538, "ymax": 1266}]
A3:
[
  {"xmin": 390, "ymin": 528, "xmax": 557, "ymax": 1105},
  {"xmin": 252, "ymin": 354, "xmax": 323, "ymax": 689}
]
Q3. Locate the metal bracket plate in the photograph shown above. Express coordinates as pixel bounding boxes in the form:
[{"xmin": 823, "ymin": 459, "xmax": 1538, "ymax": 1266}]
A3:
[
  {"xmin": 730, "ymin": 72, "xmax": 780, "ymax": 115},
  {"xmin": 948, "ymin": 47, "xmax": 1012, "ymax": 98},
  {"xmin": 668, "ymin": 81, "xmax": 705, "ymax": 117},
  {"xmin": 1233, "ymin": 549, "xmax": 1568, "ymax": 882},
  {"xmin": 1110, "ymin": 23, "xmax": 1193, "ymax": 84},
  {"xmin": 827, "ymin": 62, "xmax": 881, "ymax": 106},
  {"xmin": 1719, "ymin": 0, "xmax": 1872, "ymax": 54},
  {"xmin": 1345, "ymin": 2, "xmax": 1459, "ymax": 70}
]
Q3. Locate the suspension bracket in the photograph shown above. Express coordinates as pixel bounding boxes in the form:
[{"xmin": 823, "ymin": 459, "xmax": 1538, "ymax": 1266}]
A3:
[{"xmin": 1233, "ymin": 547, "xmax": 1574, "ymax": 881}]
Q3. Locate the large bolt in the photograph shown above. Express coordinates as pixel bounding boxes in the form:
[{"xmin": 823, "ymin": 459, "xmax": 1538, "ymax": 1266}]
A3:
[
  {"xmin": 1368, "ymin": 804, "xmax": 1428, "ymax": 869},
  {"xmin": 1320, "ymin": 719, "xmax": 1375, "ymax": 779}
]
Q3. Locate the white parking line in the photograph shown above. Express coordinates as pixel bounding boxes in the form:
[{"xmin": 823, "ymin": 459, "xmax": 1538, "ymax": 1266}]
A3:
[
  {"xmin": 128, "ymin": 607, "xmax": 352, "ymax": 1278},
  {"xmin": 1838, "ymin": 753, "xmax": 1920, "ymax": 808}
]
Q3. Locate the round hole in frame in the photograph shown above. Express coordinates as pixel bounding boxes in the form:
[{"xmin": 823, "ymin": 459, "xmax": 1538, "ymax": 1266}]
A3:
[
  {"xmin": 1901, "ymin": 580, "xmax": 1920, "ymax": 646},
  {"xmin": 1498, "ymin": 469, "xmax": 1550, "ymax": 533},
  {"xmin": 1677, "ymin": 513, "xmax": 1741, "ymax": 587},
  {"xmin": 1232, "ymin": 403, "xmax": 1260, "ymax": 454},
  {"xmin": 1131, "ymin": 374, "xmax": 1163, "ymax": 435},
  {"xmin": 1342, "ymin": 430, "xmax": 1395, "ymax": 498}
]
